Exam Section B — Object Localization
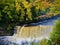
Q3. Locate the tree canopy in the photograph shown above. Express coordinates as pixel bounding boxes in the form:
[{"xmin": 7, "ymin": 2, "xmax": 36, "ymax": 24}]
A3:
[{"xmin": 0, "ymin": 0, "xmax": 60, "ymax": 30}]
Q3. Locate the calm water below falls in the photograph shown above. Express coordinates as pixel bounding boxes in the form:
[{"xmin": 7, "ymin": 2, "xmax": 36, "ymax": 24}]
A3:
[{"xmin": 0, "ymin": 16, "xmax": 60, "ymax": 45}]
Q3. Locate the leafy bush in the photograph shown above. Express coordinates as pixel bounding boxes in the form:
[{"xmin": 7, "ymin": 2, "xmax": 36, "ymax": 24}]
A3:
[
  {"xmin": 40, "ymin": 39, "xmax": 51, "ymax": 45},
  {"xmin": 50, "ymin": 20, "xmax": 60, "ymax": 45}
]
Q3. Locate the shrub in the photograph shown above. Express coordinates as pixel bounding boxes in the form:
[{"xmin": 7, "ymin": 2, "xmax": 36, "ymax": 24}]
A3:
[
  {"xmin": 50, "ymin": 20, "xmax": 60, "ymax": 45},
  {"xmin": 40, "ymin": 38, "xmax": 51, "ymax": 45}
]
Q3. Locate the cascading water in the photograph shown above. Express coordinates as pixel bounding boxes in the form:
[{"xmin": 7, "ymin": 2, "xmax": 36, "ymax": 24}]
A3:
[
  {"xmin": 15, "ymin": 25, "xmax": 53, "ymax": 39},
  {"xmin": 9, "ymin": 25, "xmax": 53, "ymax": 45},
  {"xmin": 0, "ymin": 16, "xmax": 60, "ymax": 45},
  {"xmin": 0, "ymin": 25, "xmax": 53, "ymax": 45}
]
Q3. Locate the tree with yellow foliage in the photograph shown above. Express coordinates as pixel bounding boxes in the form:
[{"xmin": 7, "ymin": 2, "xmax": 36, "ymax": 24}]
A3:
[{"xmin": 0, "ymin": 0, "xmax": 60, "ymax": 31}]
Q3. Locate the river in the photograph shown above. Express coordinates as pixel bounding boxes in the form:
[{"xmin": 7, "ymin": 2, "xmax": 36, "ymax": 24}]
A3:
[{"xmin": 0, "ymin": 16, "xmax": 60, "ymax": 45}]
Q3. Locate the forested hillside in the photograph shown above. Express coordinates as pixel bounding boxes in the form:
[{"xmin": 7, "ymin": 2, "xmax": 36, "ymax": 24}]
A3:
[{"xmin": 0, "ymin": 0, "xmax": 60, "ymax": 31}]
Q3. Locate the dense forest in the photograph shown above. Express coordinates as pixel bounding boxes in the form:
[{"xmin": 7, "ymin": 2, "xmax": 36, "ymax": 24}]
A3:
[{"xmin": 0, "ymin": 0, "xmax": 60, "ymax": 30}]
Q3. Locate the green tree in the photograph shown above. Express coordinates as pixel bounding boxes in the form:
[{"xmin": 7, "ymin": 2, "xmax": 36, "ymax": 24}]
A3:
[{"xmin": 50, "ymin": 20, "xmax": 60, "ymax": 45}]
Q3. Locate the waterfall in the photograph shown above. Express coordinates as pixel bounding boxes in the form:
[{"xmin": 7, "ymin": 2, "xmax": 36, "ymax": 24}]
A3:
[
  {"xmin": 17, "ymin": 25, "xmax": 26, "ymax": 38},
  {"xmin": 15, "ymin": 25, "xmax": 53, "ymax": 39},
  {"xmin": 12, "ymin": 25, "xmax": 53, "ymax": 45},
  {"xmin": 0, "ymin": 16, "xmax": 59, "ymax": 45},
  {"xmin": 0, "ymin": 25, "xmax": 53, "ymax": 45}
]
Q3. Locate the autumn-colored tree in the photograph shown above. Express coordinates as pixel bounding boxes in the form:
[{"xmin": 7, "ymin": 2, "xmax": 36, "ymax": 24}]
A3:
[{"xmin": 0, "ymin": 0, "xmax": 60, "ymax": 31}]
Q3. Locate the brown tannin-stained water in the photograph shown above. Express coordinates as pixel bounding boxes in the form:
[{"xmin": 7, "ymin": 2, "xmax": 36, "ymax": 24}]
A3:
[
  {"xmin": 16, "ymin": 25, "xmax": 53, "ymax": 39},
  {"xmin": 0, "ymin": 16, "xmax": 60, "ymax": 45}
]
